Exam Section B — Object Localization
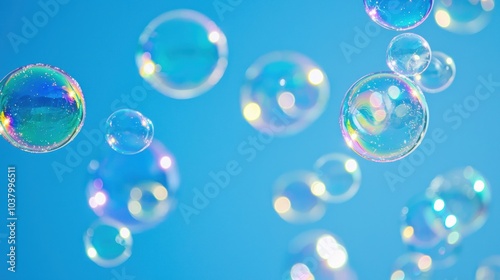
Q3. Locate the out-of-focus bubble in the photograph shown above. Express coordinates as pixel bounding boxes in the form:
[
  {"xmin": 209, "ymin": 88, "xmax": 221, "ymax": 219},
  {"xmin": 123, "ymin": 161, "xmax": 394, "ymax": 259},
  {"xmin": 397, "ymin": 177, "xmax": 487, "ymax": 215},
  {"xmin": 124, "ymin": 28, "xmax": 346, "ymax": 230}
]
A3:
[
  {"xmin": 0, "ymin": 64, "xmax": 85, "ymax": 153},
  {"xmin": 364, "ymin": 0, "xmax": 434, "ymax": 31},
  {"xmin": 87, "ymin": 140, "xmax": 179, "ymax": 232},
  {"xmin": 340, "ymin": 72, "xmax": 429, "ymax": 162},
  {"xmin": 434, "ymin": 0, "xmax": 495, "ymax": 34},
  {"xmin": 414, "ymin": 51, "xmax": 456, "ymax": 94},
  {"xmin": 409, "ymin": 233, "xmax": 461, "ymax": 269},
  {"xmin": 137, "ymin": 9, "xmax": 228, "ymax": 99},
  {"xmin": 390, "ymin": 253, "xmax": 433, "ymax": 280},
  {"xmin": 105, "ymin": 109, "xmax": 154, "ymax": 155},
  {"xmin": 313, "ymin": 154, "xmax": 361, "ymax": 203},
  {"xmin": 241, "ymin": 52, "xmax": 330, "ymax": 136},
  {"xmin": 476, "ymin": 256, "xmax": 500, "ymax": 280},
  {"xmin": 387, "ymin": 33, "xmax": 432, "ymax": 76},
  {"xmin": 84, "ymin": 220, "xmax": 132, "ymax": 268}
]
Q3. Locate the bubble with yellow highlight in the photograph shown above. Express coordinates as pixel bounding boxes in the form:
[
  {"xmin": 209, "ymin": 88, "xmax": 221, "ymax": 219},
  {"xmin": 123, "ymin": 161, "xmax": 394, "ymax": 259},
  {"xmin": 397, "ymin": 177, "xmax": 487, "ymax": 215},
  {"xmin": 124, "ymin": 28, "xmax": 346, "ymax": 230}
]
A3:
[
  {"xmin": 476, "ymin": 256, "xmax": 500, "ymax": 280},
  {"xmin": 413, "ymin": 51, "xmax": 456, "ymax": 94},
  {"xmin": 434, "ymin": 0, "xmax": 495, "ymax": 34},
  {"xmin": 136, "ymin": 9, "xmax": 228, "ymax": 99},
  {"xmin": 391, "ymin": 253, "xmax": 433, "ymax": 280},
  {"xmin": 241, "ymin": 52, "xmax": 329, "ymax": 136},
  {"xmin": 105, "ymin": 109, "xmax": 154, "ymax": 155},
  {"xmin": 0, "ymin": 64, "xmax": 85, "ymax": 153}
]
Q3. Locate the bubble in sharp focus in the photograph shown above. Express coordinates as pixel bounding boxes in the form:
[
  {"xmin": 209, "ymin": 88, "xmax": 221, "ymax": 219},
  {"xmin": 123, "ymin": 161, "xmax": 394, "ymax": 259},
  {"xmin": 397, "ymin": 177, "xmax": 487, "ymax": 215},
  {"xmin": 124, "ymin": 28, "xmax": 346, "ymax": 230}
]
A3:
[
  {"xmin": 105, "ymin": 109, "xmax": 154, "ymax": 155},
  {"xmin": 390, "ymin": 253, "xmax": 433, "ymax": 280},
  {"xmin": 340, "ymin": 72, "xmax": 429, "ymax": 162},
  {"xmin": 273, "ymin": 171, "xmax": 326, "ymax": 224},
  {"xmin": 84, "ymin": 220, "xmax": 133, "ymax": 268},
  {"xmin": 364, "ymin": 0, "xmax": 434, "ymax": 31},
  {"xmin": 137, "ymin": 9, "xmax": 228, "ymax": 99},
  {"xmin": 434, "ymin": 0, "xmax": 495, "ymax": 34},
  {"xmin": 87, "ymin": 140, "xmax": 179, "ymax": 232},
  {"xmin": 413, "ymin": 51, "xmax": 456, "ymax": 94},
  {"xmin": 387, "ymin": 33, "xmax": 432, "ymax": 76},
  {"xmin": 313, "ymin": 154, "xmax": 361, "ymax": 203},
  {"xmin": 0, "ymin": 64, "xmax": 85, "ymax": 153},
  {"xmin": 241, "ymin": 52, "xmax": 330, "ymax": 136},
  {"xmin": 476, "ymin": 256, "xmax": 500, "ymax": 280}
]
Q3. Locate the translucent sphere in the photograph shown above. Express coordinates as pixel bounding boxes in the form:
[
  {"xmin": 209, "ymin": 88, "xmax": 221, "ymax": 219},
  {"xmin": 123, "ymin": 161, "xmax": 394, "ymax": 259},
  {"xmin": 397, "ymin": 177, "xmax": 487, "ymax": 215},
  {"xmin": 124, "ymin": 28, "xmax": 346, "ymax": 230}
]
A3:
[
  {"xmin": 105, "ymin": 109, "xmax": 154, "ymax": 155},
  {"xmin": 84, "ymin": 220, "xmax": 132, "ymax": 268},
  {"xmin": 272, "ymin": 171, "xmax": 326, "ymax": 223},
  {"xmin": 390, "ymin": 253, "xmax": 433, "ymax": 280},
  {"xmin": 434, "ymin": 0, "xmax": 495, "ymax": 34},
  {"xmin": 137, "ymin": 9, "xmax": 228, "ymax": 99},
  {"xmin": 387, "ymin": 33, "xmax": 432, "ymax": 76},
  {"xmin": 414, "ymin": 51, "xmax": 456, "ymax": 94},
  {"xmin": 241, "ymin": 52, "xmax": 330, "ymax": 136},
  {"xmin": 87, "ymin": 140, "xmax": 179, "ymax": 232},
  {"xmin": 340, "ymin": 72, "xmax": 429, "ymax": 162},
  {"xmin": 313, "ymin": 154, "xmax": 361, "ymax": 203},
  {"xmin": 0, "ymin": 64, "xmax": 85, "ymax": 153},
  {"xmin": 476, "ymin": 256, "xmax": 500, "ymax": 280},
  {"xmin": 364, "ymin": 0, "xmax": 434, "ymax": 31}
]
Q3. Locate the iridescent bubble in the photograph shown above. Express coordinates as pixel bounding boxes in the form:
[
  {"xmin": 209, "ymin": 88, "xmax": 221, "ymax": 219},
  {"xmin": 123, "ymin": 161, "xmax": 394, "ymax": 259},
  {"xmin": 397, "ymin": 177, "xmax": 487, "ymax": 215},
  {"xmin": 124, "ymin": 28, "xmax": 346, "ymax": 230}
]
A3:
[
  {"xmin": 0, "ymin": 64, "xmax": 85, "ymax": 153},
  {"xmin": 105, "ymin": 109, "xmax": 154, "ymax": 155},
  {"xmin": 414, "ymin": 51, "xmax": 456, "ymax": 94},
  {"xmin": 390, "ymin": 253, "xmax": 433, "ymax": 280},
  {"xmin": 434, "ymin": 0, "xmax": 495, "ymax": 34},
  {"xmin": 476, "ymin": 256, "xmax": 500, "ymax": 280},
  {"xmin": 313, "ymin": 154, "xmax": 361, "ymax": 203},
  {"xmin": 84, "ymin": 220, "xmax": 132, "ymax": 268},
  {"xmin": 340, "ymin": 72, "xmax": 429, "ymax": 162},
  {"xmin": 273, "ymin": 171, "xmax": 326, "ymax": 223},
  {"xmin": 241, "ymin": 52, "xmax": 330, "ymax": 136},
  {"xmin": 137, "ymin": 9, "xmax": 228, "ymax": 99},
  {"xmin": 87, "ymin": 140, "xmax": 179, "ymax": 232},
  {"xmin": 387, "ymin": 33, "xmax": 432, "ymax": 76},
  {"xmin": 364, "ymin": 0, "xmax": 434, "ymax": 31}
]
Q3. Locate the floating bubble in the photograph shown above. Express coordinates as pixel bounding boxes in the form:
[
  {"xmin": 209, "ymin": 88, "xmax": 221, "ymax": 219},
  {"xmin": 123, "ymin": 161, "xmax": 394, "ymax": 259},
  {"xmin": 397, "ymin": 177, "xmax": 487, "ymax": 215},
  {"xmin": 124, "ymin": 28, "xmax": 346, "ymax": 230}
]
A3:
[
  {"xmin": 313, "ymin": 154, "xmax": 361, "ymax": 203},
  {"xmin": 105, "ymin": 109, "xmax": 154, "ymax": 155},
  {"xmin": 84, "ymin": 220, "xmax": 132, "ymax": 268},
  {"xmin": 364, "ymin": 0, "xmax": 434, "ymax": 31},
  {"xmin": 390, "ymin": 253, "xmax": 433, "ymax": 280},
  {"xmin": 414, "ymin": 51, "xmax": 456, "ymax": 94},
  {"xmin": 241, "ymin": 52, "xmax": 329, "ymax": 136},
  {"xmin": 387, "ymin": 33, "xmax": 432, "ymax": 76},
  {"xmin": 340, "ymin": 72, "xmax": 429, "ymax": 162},
  {"xmin": 137, "ymin": 9, "xmax": 228, "ymax": 99},
  {"xmin": 0, "ymin": 64, "xmax": 85, "ymax": 152},
  {"xmin": 434, "ymin": 0, "xmax": 495, "ymax": 34},
  {"xmin": 476, "ymin": 256, "xmax": 500, "ymax": 280}
]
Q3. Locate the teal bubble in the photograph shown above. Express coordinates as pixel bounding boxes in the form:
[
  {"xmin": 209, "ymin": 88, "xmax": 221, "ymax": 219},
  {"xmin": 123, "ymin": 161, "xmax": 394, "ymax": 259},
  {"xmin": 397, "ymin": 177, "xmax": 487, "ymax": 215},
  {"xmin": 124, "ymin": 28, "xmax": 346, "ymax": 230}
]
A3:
[
  {"xmin": 0, "ymin": 64, "xmax": 85, "ymax": 153},
  {"xmin": 434, "ymin": 0, "xmax": 495, "ymax": 34},
  {"xmin": 105, "ymin": 109, "xmax": 154, "ymax": 155},
  {"xmin": 414, "ymin": 51, "xmax": 456, "ymax": 94},
  {"xmin": 387, "ymin": 33, "xmax": 432, "ymax": 76},
  {"xmin": 364, "ymin": 0, "xmax": 434, "ymax": 31}
]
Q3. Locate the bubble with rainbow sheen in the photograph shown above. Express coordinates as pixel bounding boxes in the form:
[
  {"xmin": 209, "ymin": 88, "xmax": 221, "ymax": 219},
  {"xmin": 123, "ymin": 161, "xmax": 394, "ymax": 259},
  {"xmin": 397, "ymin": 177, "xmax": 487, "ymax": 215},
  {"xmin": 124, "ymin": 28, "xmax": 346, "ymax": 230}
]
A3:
[
  {"xmin": 390, "ymin": 253, "xmax": 433, "ymax": 280},
  {"xmin": 105, "ymin": 109, "xmax": 154, "ymax": 155},
  {"xmin": 241, "ymin": 52, "xmax": 329, "ymax": 136},
  {"xmin": 313, "ymin": 154, "xmax": 361, "ymax": 203},
  {"xmin": 340, "ymin": 72, "xmax": 429, "ymax": 162},
  {"xmin": 387, "ymin": 33, "xmax": 432, "ymax": 76},
  {"xmin": 0, "ymin": 64, "xmax": 85, "ymax": 153},
  {"xmin": 84, "ymin": 220, "xmax": 132, "ymax": 268},
  {"xmin": 136, "ymin": 9, "xmax": 228, "ymax": 99},
  {"xmin": 414, "ymin": 51, "xmax": 456, "ymax": 94},
  {"xmin": 364, "ymin": 0, "xmax": 434, "ymax": 31},
  {"xmin": 434, "ymin": 0, "xmax": 495, "ymax": 34},
  {"xmin": 272, "ymin": 171, "xmax": 326, "ymax": 224},
  {"xmin": 476, "ymin": 256, "xmax": 500, "ymax": 280},
  {"xmin": 87, "ymin": 140, "xmax": 179, "ymax": 232}
]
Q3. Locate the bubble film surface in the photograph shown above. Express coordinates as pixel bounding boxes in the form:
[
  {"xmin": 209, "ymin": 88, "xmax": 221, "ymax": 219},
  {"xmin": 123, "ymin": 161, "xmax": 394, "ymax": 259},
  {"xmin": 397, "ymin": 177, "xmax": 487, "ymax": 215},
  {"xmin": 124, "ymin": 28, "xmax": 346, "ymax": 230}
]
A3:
[
  {"xmin": 364, "ymin": 0, "xmax": 434, "ymax": 31},
  {"xmin": 434, "ymin": 0, "xmax": 495, "ymax": 34},
  {"xmin": 414, "ymin": 51, "xmax": 456, "ymax": 94},
  {"xmin": 105, "ymin": 109, "xmax": 154, "ymax": 155},
  {"xmin": 387, "ymin": 33, "xmax": 432, "ymax": 76}
]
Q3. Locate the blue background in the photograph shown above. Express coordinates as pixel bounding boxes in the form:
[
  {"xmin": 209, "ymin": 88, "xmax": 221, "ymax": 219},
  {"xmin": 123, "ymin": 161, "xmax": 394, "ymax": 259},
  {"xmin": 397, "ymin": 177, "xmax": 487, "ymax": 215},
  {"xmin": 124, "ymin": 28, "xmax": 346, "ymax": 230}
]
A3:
[{"xmin": 0, "ymin": 0, "xmax": 499, "ymax": 279}]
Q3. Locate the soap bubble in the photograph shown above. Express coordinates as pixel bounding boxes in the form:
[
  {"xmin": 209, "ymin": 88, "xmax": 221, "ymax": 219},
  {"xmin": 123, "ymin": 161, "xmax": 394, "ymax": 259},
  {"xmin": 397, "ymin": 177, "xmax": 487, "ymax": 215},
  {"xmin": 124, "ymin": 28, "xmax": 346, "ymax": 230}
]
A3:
[
  {"xmin": 340, "ymin": 72, "xmax": 429, "ymax": 162},
  {"xmin": 414, "ymin": 51, "xmax": 456, "ymax": 94},
  {"xmin": 387, "ymin": 33, "xmax": 432, "ymax": 76},
  {"xmin": 434, "ymin": 0, "xmax": 495, "ymax": 34},
  {"xmin": 0, "ymin": 64, "xmax": 85, "ymax": 153},
  {"xmin": 105, "ymin": 109, "xmax": 154, "ymax": 155},
  {"xmin": 241, "ymin": 52, "xmax": 329, "ymax": 136},
  {"xmin": 364, "ymin": 0, "xmax": 434, "ymax": 31},
  {"xmin": 390, "ymin": 253, "xmax": 433, "ymax": 280},
  {"xmin": 137, "ymin": 9, "xmax": 228, "ymax": 99},
  {"xmin": 313, "ymin": 154, "xmax": 361, "ymax": 203},
  {"xmin": 476, "ymin": 256, "xmax": 500, "ymax": 280}
]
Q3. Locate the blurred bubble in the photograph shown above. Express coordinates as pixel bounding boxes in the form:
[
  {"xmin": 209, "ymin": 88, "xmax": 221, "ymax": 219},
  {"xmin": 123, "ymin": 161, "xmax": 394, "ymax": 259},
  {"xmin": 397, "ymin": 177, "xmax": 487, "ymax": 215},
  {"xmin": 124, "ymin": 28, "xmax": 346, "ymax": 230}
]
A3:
[
  {"xmin": 409, "ymin": 233, "xmax": 461, "ymax": 269},
  {"xmin": 391, "ymin": 253, "xmax": 433, "ymax": 280},
  {"xmin": 84, "ymin": 220, "xmax": 132, "ymax": 268},
  {"xmin": 414, "ymin": 51, "xmax": 456, "ymax": 94},
  {"xmin": 476, "ymin": 256, "xmax": 500, "ymax": 280},
  {"xmin": 387, "ymin": 33, "xmax": 432, "ymax": 76},
  {"xmin": 105, "ymin": 109, "xmax": 154, "ymax": 155},
  {"xmin": 137, "ymin": 9, "xmax": 228, "ymax": 99},
  {"xmin": 0, "ymin": 64, "xmax": 85, "ymax": 153},
  {"xmin": 340, "ymin": 72, "xmax": 429, "ymax": 162},
  {"xmin": 364, "ymin": 0, "xmax": 434, "ymax": 31},
  {"xmin": 313, "ymin": 154, "xmax": 361, "ymax": 203},
  {"xmin": 87, "ymin": 140, "xmax": 179, "ymax": 232},
  {"xmin": 434, "ymin": 0, "xmax": 495, "ymax": 34},
  {"xmin": 241, "ymin": 52, "xmax": 329, "ymax": 136}
]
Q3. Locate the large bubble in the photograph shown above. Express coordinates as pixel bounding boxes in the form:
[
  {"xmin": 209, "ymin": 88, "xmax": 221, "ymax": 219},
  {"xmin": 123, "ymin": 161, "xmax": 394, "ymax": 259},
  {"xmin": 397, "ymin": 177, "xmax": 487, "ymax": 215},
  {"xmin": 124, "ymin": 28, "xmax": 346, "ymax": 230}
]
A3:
[{"xmin": 364, "ymin": 0, "xmax": 434, "ymax": 31}]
